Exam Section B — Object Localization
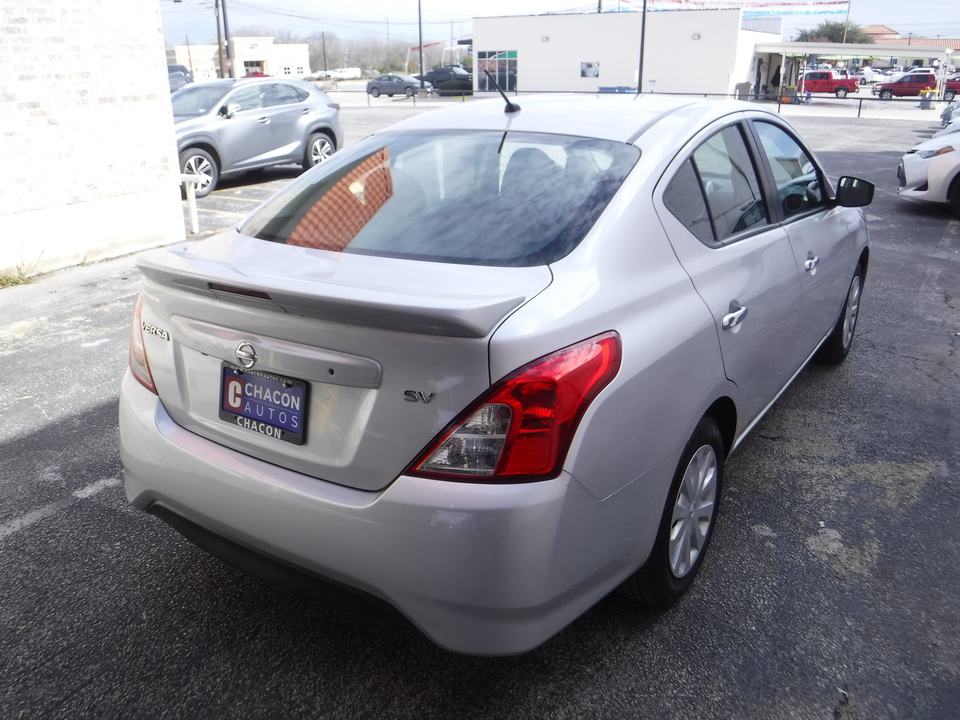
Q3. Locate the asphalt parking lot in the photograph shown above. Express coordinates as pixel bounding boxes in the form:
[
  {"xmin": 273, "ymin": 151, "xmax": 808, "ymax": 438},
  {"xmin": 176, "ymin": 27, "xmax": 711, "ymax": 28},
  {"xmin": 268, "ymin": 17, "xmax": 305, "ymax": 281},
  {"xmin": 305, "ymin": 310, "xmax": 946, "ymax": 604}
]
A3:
[{"xmin": 1, "ymin": 92, "xmax": 957, "ymax": 718}]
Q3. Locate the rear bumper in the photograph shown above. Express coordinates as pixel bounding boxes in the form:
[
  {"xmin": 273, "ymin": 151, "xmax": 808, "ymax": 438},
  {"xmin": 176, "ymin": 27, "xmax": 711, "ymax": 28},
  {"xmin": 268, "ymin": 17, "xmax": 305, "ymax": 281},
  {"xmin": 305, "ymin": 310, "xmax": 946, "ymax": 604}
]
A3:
[{"xmin": 119, "ymin": 371, "xmax": 657, "ymax": 655}]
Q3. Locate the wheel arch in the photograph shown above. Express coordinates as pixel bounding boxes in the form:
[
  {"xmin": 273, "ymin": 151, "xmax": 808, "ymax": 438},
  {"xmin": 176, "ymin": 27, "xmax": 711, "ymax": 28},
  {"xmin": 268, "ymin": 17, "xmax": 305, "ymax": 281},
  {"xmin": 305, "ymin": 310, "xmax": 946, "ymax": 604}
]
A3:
[
  {"xmin": 704, "ymin": 396, "xmax": 737, "ymax": 460},
  {"xmin": 306, "ymin": 125, "xmax": 337, "ymax": 149},
  {"xmin": 178, "ymin": 141, "xmax": 221, "ymax": 171}
]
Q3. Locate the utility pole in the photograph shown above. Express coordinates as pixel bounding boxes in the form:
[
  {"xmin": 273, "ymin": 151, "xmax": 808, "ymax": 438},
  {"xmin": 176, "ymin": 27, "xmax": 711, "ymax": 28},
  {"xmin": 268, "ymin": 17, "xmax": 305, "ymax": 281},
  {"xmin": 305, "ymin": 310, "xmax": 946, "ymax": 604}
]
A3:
[
  {"xmin": 636, "ymin": 0, "xmax": 647, "ymax": 92},
  {"xmin": 842, "ymin": 0, "xmax": 852, "ymax": 43},
  {"xmin": 418, "ymin": 0, "xmax": 425, "ymax": 90},
  {"xmin": 222, "ymin": 0, "xmax": 233, "ymax": 77},
  {"xmin": 214, "ymin": 0, "xmax": 226, "ymax": 78}
]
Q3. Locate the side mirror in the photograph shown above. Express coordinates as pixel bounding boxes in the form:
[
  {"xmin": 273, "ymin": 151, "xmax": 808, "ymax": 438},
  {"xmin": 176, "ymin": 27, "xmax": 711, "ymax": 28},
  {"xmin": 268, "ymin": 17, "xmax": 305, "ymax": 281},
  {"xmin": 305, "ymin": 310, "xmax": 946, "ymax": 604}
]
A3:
[
  {"xmin": 835, "ymin": 176, "xmax": 875, "ymax": 207},
  {"xmin": 220, "ymin": 103, "xmax": 241, "ymax": 119}
]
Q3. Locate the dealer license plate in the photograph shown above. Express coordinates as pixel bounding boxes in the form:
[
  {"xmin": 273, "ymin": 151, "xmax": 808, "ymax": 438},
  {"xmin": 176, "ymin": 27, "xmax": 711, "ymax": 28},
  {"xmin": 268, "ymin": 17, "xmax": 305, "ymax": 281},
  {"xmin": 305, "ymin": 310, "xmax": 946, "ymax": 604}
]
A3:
[{"xmin": 219, "ymin": 363, "xmax": 308, "ymax": 445}]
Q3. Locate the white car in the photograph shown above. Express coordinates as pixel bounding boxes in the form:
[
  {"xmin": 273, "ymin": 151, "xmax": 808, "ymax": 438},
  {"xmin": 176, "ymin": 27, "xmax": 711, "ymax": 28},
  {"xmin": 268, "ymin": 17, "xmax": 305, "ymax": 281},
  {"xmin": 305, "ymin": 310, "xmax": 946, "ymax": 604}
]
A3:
[
  {"xmin": 120, "ymin": 94, "xmax": 874, "ymax": 655},
  {"xmin": 898, "ymin": 135, "xmax": 960, "ymax": 216}
]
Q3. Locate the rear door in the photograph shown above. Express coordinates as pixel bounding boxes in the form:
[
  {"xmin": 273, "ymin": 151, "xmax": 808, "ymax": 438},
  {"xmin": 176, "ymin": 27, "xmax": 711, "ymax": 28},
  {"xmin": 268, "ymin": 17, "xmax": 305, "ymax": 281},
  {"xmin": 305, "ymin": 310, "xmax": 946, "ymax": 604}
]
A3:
[
  {"xmin": 261, "ymin": 82, "xmax": 311, "ymax": 161},
  {"xmin": 654, "ymin": 119, "xmax": 804, "ymax": 427}
]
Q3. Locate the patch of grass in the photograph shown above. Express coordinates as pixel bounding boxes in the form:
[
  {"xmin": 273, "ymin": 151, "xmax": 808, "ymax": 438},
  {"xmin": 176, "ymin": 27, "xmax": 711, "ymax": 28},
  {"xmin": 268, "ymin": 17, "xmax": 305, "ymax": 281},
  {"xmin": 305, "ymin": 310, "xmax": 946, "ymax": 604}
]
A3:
[{"xmin": 0, "ymin": 273, "xmax": 34, "ymax": 289}]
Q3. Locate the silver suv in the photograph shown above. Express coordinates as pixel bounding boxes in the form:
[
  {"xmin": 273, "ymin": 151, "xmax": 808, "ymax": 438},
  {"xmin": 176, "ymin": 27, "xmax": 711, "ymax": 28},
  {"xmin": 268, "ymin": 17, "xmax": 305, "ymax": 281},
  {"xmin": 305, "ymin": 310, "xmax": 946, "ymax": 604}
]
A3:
[{"xmin": 173, "ymin": 78, "xmax": 343, "ymax": 197}]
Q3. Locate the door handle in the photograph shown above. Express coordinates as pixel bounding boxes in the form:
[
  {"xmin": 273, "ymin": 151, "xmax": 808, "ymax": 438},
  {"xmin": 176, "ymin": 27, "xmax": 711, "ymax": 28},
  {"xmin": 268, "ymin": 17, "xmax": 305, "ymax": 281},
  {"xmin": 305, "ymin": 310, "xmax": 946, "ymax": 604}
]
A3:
[
  {"xmin": 258, "ymin": 117, "xmax": 270, "ymax": 124},
  {"xmin": 722, "ymin": 305, "xmax": 748, "ymax": 330},
  {"xmin": 804, "ymin": 254, "xmax": 820, "ymax": 272}
]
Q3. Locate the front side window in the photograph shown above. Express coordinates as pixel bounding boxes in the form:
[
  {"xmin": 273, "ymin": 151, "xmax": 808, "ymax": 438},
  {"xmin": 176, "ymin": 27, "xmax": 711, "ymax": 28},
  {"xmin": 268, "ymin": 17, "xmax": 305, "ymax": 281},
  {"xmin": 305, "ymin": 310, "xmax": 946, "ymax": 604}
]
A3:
[
  {"xmin": 241, "ymin": 130, "xmax": 639, "ymax": 267},
  {"xmin": 754, "ymin": 121, "xmax": 826, "ymax": 219},
  {"xmin": 228, "ymin": 85, "xmax": 264, "ymax": 112}
]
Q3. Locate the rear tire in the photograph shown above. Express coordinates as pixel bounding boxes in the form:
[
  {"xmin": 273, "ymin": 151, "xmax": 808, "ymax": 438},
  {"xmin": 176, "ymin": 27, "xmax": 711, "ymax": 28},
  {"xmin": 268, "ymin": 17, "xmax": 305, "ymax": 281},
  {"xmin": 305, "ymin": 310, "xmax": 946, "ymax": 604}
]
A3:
[
  {"xmin": 945, "ymin": 90, "xmax": 956, "ymax": 102},
  {"xmin": 619, "ymin": 417, "xmax": 723, "ymax": 609},
  {"xmin": 302, "ymin": 132, "xmax": 335, "ymax": 169},
  {"xmin": 370, "ymin": 87, "xmax": 380, "ymax": 98},
  {"xmin": 817, "ymin": 264, "xmax": 863, "ymax": 365}
]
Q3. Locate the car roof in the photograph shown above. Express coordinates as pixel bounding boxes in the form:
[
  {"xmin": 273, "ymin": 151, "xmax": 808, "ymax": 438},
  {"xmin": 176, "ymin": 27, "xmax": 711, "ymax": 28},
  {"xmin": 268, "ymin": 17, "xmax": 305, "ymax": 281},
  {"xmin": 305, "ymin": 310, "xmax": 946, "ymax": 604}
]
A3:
[{"xmin": 386, "ymin": 94, "xmax": 771, "ymax": 144}]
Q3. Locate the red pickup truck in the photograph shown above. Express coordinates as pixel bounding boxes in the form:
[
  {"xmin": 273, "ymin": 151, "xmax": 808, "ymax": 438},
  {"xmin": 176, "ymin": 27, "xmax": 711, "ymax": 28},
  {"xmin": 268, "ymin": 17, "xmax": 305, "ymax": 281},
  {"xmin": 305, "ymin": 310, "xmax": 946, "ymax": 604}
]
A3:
[
  {"xmin": 945, "ymin": 76, "xmax": 960, "ymax": 102},
  {"xmin": 799, "ymin": 71, "xmax": 860, "ymax": 98}
]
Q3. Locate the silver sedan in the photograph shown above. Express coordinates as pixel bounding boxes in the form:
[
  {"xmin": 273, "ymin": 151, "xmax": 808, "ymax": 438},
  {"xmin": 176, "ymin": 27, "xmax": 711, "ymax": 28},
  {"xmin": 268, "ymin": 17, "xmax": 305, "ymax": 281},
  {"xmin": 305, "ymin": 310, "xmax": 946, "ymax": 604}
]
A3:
[{"xmin": 120, "ymin": 94, "xmax": 873, "ymax": 655}]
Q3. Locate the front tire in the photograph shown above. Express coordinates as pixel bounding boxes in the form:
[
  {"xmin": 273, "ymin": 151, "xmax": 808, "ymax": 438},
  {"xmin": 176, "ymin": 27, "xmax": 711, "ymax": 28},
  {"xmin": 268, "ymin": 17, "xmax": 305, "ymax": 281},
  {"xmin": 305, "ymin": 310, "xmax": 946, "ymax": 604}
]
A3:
[
  {"xmin": 836, "ymin": 87, "xmax": 849, "ymax": 98},
  {"xmin": 370, "ymin": 87, "xmax": 380, "ymax": 98},
  {"xmin": 405, "ymin": 86, "xmax": 415, "ymax": 97},
  {"xmin": 880, "ymin": 89, "xmax": 893, "ymax": 100},
  {"xmin": 949, "ymin": 179, "xmax": 960, "ymax": 219},
  {"xmin": 179, "ymin": 148, "xmax": 218, "ymax": 198},
  {"xmin": 619, "ymin": 417, "xmax": 723, "ymax": 609},
  {"xmin": 945, "ymin": 90, "xmax": 956, "ymax": 102},
  {"xmin": 818, "ymin": 264, "xmax": 863, "ymax": 365},
  {"xmin": 302, "ymin": 132, "xmax": 335, "ymax": 169}
]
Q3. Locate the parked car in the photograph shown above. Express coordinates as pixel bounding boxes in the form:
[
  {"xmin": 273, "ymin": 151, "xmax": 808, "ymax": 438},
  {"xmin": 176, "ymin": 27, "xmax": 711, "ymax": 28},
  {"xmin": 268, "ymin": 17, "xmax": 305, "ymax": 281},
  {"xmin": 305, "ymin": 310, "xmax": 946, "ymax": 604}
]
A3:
[
  {"xmin": 941, "ymin": 100, "xmax": 960, "ymax": 127},
  {"xmin": 168, "ymin": 64, "xmax": 194, "ymax": 83},
  {"xmin": 873, "ymin": 72, "xmax": 937, "ymax": 99},
  {"xmin": 172, "ymin": 77, "xmax": 342, "ymax": 198},
  {"xmin": 853, "ymin": 67, "xmax": 884, "ymax": 85},
  {"xmin": 366, "ymin": 73, "xmax": 431, "ymax": 97},
  {"xmin": 943, "ymin": 75, "xmax": 960, "ymax": 102},
  {"xmin": 799, "ymin": 70, "xmax": 860, "ymax": 98},
  {"xmin": 168, "ymin": 68, "xmax": 190, "ymax": 93},
  {"xmin": 421, "ymin": 65, "xmax": 472, "ymax": 86},
  {"xmin": 898, "ymin": 135, "xmax": 960, "ymax": 216},
  {"xmin": 121, "ymin": 95, "xmax": 874, "ymax": 655},
  {"xmin": 933, "ymin": 119, "xmax": 960, "ymax": 139}
]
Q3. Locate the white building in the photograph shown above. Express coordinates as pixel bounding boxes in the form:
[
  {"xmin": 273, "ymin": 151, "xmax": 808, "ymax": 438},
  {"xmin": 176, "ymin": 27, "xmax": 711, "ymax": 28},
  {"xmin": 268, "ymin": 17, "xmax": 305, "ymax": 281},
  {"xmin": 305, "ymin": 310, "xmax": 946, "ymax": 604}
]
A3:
[
  {"xmin": 1, "ymin": 0, "xmax": 181, "ymax": 279},
  {"xmin": 473, "ymin": 9, "xmax": 781, "ymax": 96},
  {"xmin": 167, "ymin": 36, "xmax": 311, "ymax": 81}
]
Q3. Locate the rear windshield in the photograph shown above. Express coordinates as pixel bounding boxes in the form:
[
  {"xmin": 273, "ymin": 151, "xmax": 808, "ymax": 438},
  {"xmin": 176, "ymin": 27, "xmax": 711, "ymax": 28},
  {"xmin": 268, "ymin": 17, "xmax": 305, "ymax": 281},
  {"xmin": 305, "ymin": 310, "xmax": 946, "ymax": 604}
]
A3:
[{"xmin": 241, "ymin": 130, "xmax": 640, "ymax": 267}]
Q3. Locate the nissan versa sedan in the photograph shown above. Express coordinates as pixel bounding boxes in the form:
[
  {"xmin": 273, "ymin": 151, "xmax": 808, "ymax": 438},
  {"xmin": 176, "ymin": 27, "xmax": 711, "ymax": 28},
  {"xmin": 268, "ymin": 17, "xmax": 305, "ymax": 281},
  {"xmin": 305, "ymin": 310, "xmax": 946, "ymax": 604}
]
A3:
[
  {"xmin": 120, "ymin": 95, "xmax": 873, "ymax": 655},
  {"xmin": 173, "ymin": 77, "xmax": 342, "ymax": 198}
]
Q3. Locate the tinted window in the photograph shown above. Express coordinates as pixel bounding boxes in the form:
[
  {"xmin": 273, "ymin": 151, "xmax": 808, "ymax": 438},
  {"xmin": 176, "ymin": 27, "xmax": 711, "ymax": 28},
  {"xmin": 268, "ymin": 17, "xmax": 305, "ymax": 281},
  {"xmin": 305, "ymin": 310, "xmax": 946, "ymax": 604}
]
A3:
[
  {"xmin": 171, "ymin": 84, "xmax": 232, "ymax": 117},
  {"xmin": 754, "ymin": 122, "xmax": 825, "ymax": 219},
  {"xmin": 692, "ymin": 125, "xmax": 767, "ymax": 240},
  {"xmin": 663, "ymin": 159, "xmax": 714, "ymax": 245},
  {"xmin": 241, "ymin": 130, "xmax": 640, "ymax": 267},
  {"xmin": 229, "ymin": 85, "xmax": 264, "ymax": 112},
  {"xmin": 263, "ymin": 83, "xmax": 301, "ymax": 107}
]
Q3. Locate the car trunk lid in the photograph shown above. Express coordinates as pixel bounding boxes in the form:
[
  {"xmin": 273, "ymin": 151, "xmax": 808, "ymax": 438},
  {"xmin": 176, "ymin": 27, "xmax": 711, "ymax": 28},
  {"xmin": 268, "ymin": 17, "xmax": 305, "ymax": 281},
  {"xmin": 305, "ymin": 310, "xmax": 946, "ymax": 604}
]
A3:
[{"xmin": 135, "ymin": 234, "xmax": 552, "ymax": 492}]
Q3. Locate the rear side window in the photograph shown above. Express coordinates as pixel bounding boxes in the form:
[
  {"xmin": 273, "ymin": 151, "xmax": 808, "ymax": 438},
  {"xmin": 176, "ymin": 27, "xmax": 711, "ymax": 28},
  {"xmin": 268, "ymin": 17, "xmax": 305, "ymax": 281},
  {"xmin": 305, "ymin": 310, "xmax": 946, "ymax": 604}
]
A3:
[
  {"xmin": 241, "ymin": 130, "xmax": 639, "ymax": 267},
  {"xmin": 263, "ymin": 83, "xmax": 302, "ymax": 107},
  {"xmin": 663, "ymin": 124, "xmax": 767, "ymax": 244}
]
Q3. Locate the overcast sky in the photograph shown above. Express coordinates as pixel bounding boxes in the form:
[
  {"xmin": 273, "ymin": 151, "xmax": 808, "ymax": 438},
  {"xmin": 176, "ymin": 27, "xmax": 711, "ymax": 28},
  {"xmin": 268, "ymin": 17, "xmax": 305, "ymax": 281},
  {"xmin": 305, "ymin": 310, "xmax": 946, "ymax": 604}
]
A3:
[{"xmin": 159, "ymin": 0, "xmax": 960, "ymax": 47}]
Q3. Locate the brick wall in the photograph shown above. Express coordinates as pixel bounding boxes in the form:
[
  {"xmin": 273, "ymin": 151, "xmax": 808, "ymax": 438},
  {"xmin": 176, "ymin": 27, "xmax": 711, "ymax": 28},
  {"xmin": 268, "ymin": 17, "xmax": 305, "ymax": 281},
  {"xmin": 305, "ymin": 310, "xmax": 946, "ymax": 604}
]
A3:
[{"xmin": 0, "ymin": 0, "xmax": 183, "ymax": 278}]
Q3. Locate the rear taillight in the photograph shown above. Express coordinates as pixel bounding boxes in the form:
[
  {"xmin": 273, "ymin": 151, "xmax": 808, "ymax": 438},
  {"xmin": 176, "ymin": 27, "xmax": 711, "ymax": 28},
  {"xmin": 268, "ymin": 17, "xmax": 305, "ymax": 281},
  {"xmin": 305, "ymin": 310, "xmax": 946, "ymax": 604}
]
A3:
[
  {"xmin": 128, "ymin": 293, "xmax": 158, "ymax": 395},
  {"xmin": 408, "ymin": 332, "xmax": 621, "ymax": 482}
]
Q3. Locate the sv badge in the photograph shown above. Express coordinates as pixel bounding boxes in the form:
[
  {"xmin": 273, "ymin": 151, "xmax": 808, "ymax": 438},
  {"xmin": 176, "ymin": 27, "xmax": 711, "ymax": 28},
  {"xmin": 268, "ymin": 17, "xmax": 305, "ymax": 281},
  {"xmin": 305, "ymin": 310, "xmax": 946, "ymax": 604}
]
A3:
[{"xmin": 404, "ymin": 390, "xmax": 435, "ymax": 403}]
